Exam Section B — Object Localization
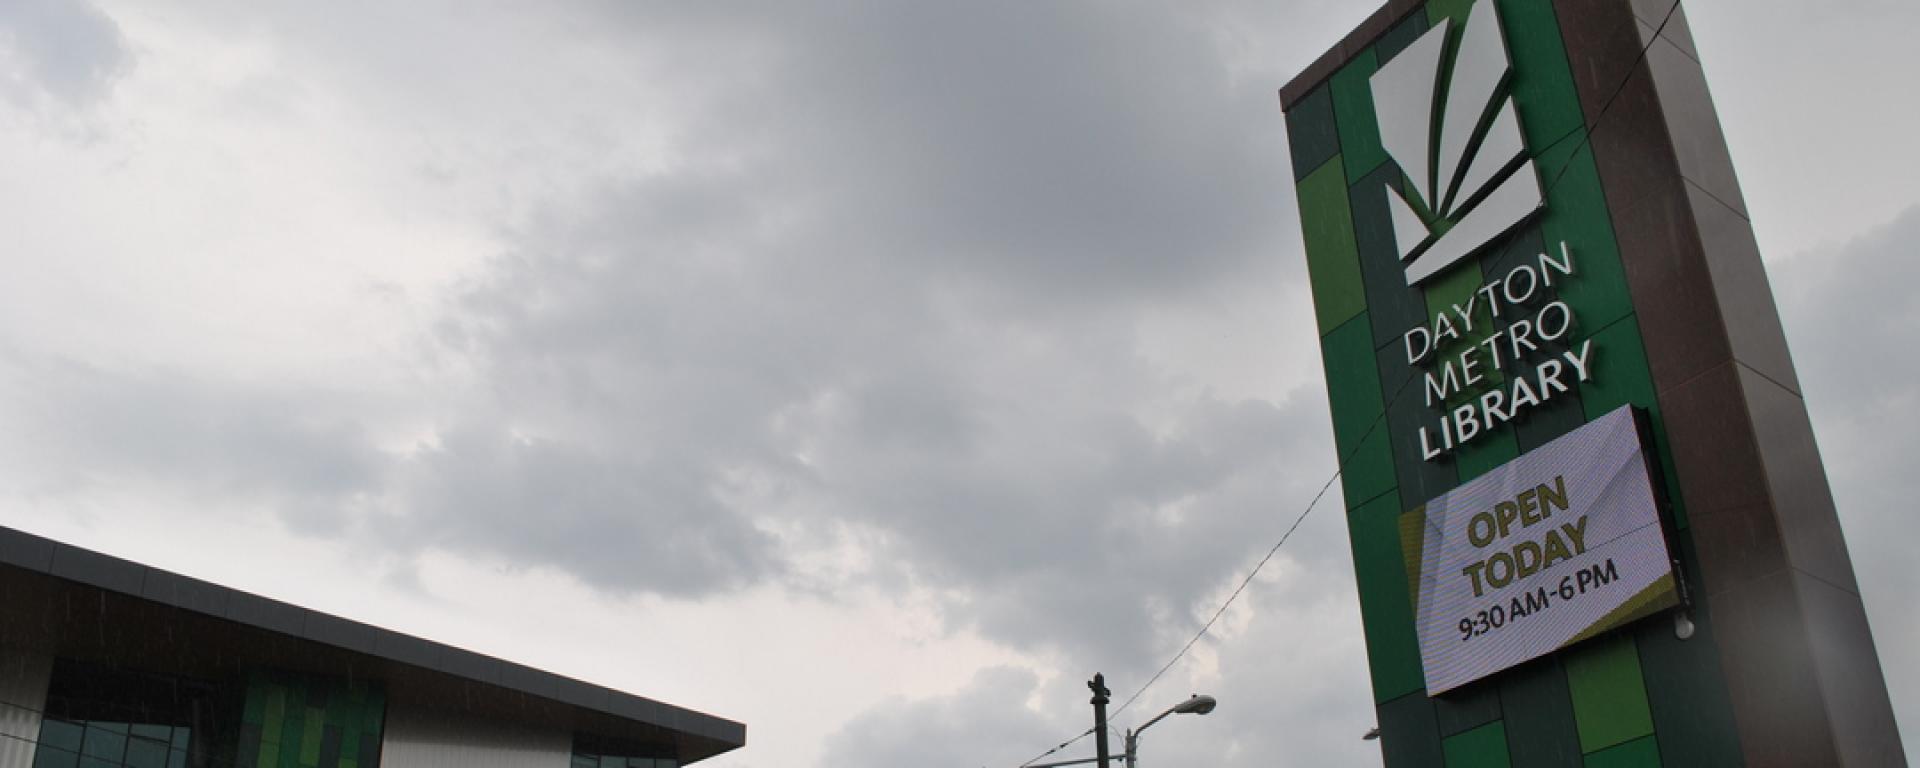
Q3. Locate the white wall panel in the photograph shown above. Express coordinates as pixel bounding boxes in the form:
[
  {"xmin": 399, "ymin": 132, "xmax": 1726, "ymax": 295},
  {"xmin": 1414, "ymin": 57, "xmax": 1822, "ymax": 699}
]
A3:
[
  {"xmin": 380, "ymin": 701, "xmax": 572, "ymax": 768},
  {"xmin": 0, "ymin": 649, "xmax": 51, "ymax": 768}
]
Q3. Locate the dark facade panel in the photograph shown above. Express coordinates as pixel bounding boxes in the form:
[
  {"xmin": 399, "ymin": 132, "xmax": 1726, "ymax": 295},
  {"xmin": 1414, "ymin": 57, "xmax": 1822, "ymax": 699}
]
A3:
[
  {"xmin": 224, "ymin": 591, "xmax": 309, "ymax": 637},
  {"xmin": 141, "ymin": 567, "xmax": 232, "ymax": 617},
  {"xmin": 0, "ymin": 526, "xmax": 55, "ymax": 571},
  {"xmin": 47, "ymin": 543, "xmax": 147, "ymax": 596},
  {"xmin": 301, "ymin": 612, "xmax": 383, "ymax": 656}
]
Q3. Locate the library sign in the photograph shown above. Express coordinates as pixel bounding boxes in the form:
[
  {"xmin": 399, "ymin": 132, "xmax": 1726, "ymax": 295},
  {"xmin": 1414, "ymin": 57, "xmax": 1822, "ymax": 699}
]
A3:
[
  {"xmin": 1371, "ymin": 0, "xmax": 1682, "ymax": 696},
  {"xmin": 1400, "ymin": 406, "xmax": 1678, "ymax": 695}
]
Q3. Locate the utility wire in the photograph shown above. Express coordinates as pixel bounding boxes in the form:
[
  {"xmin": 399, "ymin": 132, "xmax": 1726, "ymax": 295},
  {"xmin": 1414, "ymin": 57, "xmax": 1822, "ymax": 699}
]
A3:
[{"xmin": 1015, "ymin": 725, "xmax": 1097, "ymax": 768}]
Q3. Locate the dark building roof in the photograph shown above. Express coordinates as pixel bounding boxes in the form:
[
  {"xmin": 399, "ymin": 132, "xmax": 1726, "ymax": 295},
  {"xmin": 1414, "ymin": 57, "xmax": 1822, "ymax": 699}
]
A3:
[{"xmin": 0, "ymin": 523, "xmax": 745, "ymax": 763}]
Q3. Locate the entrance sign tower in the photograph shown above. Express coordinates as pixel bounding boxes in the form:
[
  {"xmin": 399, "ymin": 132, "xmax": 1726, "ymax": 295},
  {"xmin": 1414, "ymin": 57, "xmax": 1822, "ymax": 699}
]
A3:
[{"xmin": 1281, "ymin": 0, "xmax": 1904, "ymax": 765}]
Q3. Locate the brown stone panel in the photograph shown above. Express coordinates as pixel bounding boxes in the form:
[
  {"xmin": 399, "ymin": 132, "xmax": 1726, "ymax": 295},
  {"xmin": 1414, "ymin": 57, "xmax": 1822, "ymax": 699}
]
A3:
[
  {"xmin": 1576, "ymin": 2, "xmax": 1907, "ymax": 763},
  {"xmin": 1552, "ymin": 0, "xmax": 1644, "ymax": 124},
  {"xmin": 1633, "ymin": 0, "xmax": 1699, "ymax": 61},
  {"xmin": 1740, "ymin": 366, "xmax": 1858, "ymax": 594},
  {"xmin": 1627, "ymin": 0, "xmax": 1677, "ymax": 25},
  {"xmin": 1638, "ymin": 30, "xmax": 1749, "ymax": 217},
  {"xmin": 1656, "ymin": 361, "xmax": 1767, "ymax": 513},
  {"xmin": 1687, "ymin": 501, "xmax": 1788, "ymax": 599},
  {"xmin": 1794, "ymin": 572, "xmax": 1907, "ymax": 767},
  {"xmin": 1279, "ymin": 40, "xmax": 1352, "ymax": 112},
  {"xmin": 1706, "ymin": 570, "xmax": 1840, "ymax": 767},
  {"xmin": 1610, "ymin": 179, "xmax": 1734, "ymax": 388},
  {"xmin": 1691, "ymin": 185, "xmax": 1800, "ymax": 393}
]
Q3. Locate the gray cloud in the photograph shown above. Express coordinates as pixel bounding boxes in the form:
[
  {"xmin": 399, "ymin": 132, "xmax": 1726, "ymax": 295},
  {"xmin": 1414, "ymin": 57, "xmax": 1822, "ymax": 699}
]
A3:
[
  {"xmin": 0, "ymin": 352, "xmax": 382, "ymax": 528},
  {"xmin": 817, "ymin": 666, "xmax": 1070, "ymax": 768},
  {"xmin": 0, "ymin": 0, "xmax": 128, "ymax": 109},
  {"xmin": 390, "ymin": 0, "xmax": 1331, "ymax": 662}
]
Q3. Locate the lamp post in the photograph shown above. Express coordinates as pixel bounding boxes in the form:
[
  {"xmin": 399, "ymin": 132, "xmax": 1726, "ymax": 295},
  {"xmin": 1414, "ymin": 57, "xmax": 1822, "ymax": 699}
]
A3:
[{"xmin": 1122, "ymin": 694, "xmax": 1217, "ymax": 768}]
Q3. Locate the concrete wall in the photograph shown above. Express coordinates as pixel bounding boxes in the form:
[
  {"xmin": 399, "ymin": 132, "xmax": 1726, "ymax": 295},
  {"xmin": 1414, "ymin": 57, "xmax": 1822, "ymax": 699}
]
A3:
[{"xmin": 381, "ymin": 699, "xmax": 573, "ymax": 768}]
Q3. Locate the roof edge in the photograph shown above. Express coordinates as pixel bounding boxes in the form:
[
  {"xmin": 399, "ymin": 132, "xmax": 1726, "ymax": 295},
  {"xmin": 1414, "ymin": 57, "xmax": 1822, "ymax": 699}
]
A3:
[{"xmin": 0, "ymin": 523, "xmax": 745, "ymax": 750}]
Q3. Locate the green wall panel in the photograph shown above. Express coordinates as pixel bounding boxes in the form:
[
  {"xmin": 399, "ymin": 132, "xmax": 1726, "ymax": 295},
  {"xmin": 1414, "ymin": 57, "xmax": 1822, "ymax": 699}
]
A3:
[
  {"xmin": 1351, "ymin": 490, "xmax": 1425, "ymax": 703},
  {"xmin": 1435, "ymin": 681, "xmax": 1502, "ymax": 738},
  {"xmin": 1498, "ymin": 657, "xmax": 1585, "ymax": 767},
  {"xmin": 1322, "ymin": 313, "xmax": 1397, "ymax": 506},
  {"xmin": 1300, "ymin": 159, "xmax": 1368, "ymax": 334},
  {"xmin": 1331, "ymin": 49, "xmax": 1388, "ymax": 185},
  {"xmin": 1496, "ymin": 0, "xmax": 1584, "ymax": 149},
  {"xmin": 1583, "ymin": 735, "xmax": 1661, "ymax": 768},
  {"xmin": 1449, "ymin": 424, "xmax": 1517, "ymax": 484},
  {"xmin": 1537, "ymin": 136, "xmax": 1634, "ymax": 331},
  {"xmin": 1376, "ymin": 10, "xmax": 1432, "ymax": 64},
  {"xmin": 1287, "ymin": 84, "xmax": 1341, "ymax": 182},
  {"xmin": 1353, "ymin": 167, "xmax": 1434, "ymax": 350},
  {"xmin": 1632, "ymin": 597, "xmax": 1743, "ymax": 768},
  {"xmin": 1380, "ymin": 691, "xmax": 1447, "ymax": 768},
  {"xmin": 1376, "ymin": 337, "xmax": 1461, "ymax": 506},
  {"xmin": 1442, "ymin": 720, "xmax": 1511, "ymax": 768},
  {"xmin": 1564, "ymin": 636, "xmax": 1655, "ymax": 754},
  {"xmin": 241, "ymin": 672, "xmax": 385, "ymax": 768}
]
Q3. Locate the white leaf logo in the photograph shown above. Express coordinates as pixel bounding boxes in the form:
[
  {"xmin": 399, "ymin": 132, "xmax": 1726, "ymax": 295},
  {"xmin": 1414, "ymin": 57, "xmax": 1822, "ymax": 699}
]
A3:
[{"xmin": 1371, "ymin": 0, "xmax": 1544, "ymax": 286}]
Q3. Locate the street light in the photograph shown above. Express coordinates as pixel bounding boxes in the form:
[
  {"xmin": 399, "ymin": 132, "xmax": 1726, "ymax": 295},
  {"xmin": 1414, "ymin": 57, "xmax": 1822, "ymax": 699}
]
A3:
[{"xmin": 1123, "ymin": 694, "xmax": 1217, "ymax": 768}]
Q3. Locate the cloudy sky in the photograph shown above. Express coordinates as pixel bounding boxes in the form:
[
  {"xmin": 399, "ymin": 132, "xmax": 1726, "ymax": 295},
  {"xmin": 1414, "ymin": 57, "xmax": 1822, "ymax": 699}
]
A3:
[{"xmin": 2, "ymin": 1, "xmax": 1916, "ymax": 765}]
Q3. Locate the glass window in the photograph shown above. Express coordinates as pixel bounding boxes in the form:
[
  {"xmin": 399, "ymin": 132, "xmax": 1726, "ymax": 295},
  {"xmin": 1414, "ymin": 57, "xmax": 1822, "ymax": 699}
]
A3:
[
  {"xmin": 31, "ymin": 746, "xmax": 79, "ymax": 768},
  {"xmin": 81, "ymin": 723, "xmax": 128, "ymax": 762},
  {"xmin": 122, "ymin": 738, "xmax": 170, "ymax": 768},
  {"xmin": 129, "ymin": 725, "xmax": 170, "ymax": 743},
  {"xmin": 38, "ymin": 719, "xmax": 84, "ymax": 754}
]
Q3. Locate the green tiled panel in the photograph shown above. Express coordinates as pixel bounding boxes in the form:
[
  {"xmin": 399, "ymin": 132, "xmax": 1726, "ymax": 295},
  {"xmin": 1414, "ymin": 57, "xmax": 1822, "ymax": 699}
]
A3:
[
  {"xmin": 1287, "ymin": 84, "xmax": 1341, "ymax": 182},
  {"xmin": 1426, "ymin": 0, "xmax": 1475, "ymax": 26},
  {"xmin": 1380, "ymin": 691, "xmax": 1447, "ymax": 768},
  {"xmin": 1584, "ymin": 735, "xmax": 1661, "ymax": 768},
  {"xmin": 1343, "ymin": 425, "xmax": 1400, "ymax": 513},
  {"xmin": 1435, "ymin": 680, "xmax": 1502, "ymax": 738},
  {"xmin": 1300, "ymin": 160, "xmax": 1368, "ymax": 333},
  {"xmin": 1322, "ymin": 314, "xmax": 1397, "ymax": 506},
  {"xmin": 1421, "ymin": 257, "xmax": 1484, "ymax": 335},
  {"xmin": 1351, "ymin": 491, "xmax": 1425, "ymax": 703},
  {"xmin": 1353, "ymin": 170, "xmax": 1433, "ymax": 350},
  {"xmin": 302, "ymin": 709, "xmax": 325, "ymax": 766},
  {"xmin": 1442, "ymin": 721, "xmax": 1511, "ymax": 768},
  {"xmin": 1565, "ymin": 635, "xmax": 1655, "ymax": 754},
  {"xmin": 1497, "ymin": 0, "xmax": 1584, "ymax": 149},
  {"xmin": 1376, "ymin": 10, "xmax": 1432, "ymax": 64},
  {"xmin": 262, "ymin": 690, "xmax": 285, "ymax": 751},
  {"xmin": 1450, "ymin": 425, "xmax": 1517, "ymax": 484},
  {"xmin": 241, "ymin": 672, "xmax": 386, "ymax": 768},
  {"xmin": 1376, "ymin": 335, "xmax": 1460, "ymax": 507},
  {"xmin": 1331, "ymin": 48, "xmax": 1387, "ymax": 184},
  {"xmin": 1537, "ymin": 135, "xmax": 1633, "ymax": 330},
  {"xmin": 1632, "ymin": 584, "xmax": 1742, "ymax": 767},
  {"xmin": 1499, "ymin": 656, "xmax": 1585, "ymax": 767}
]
